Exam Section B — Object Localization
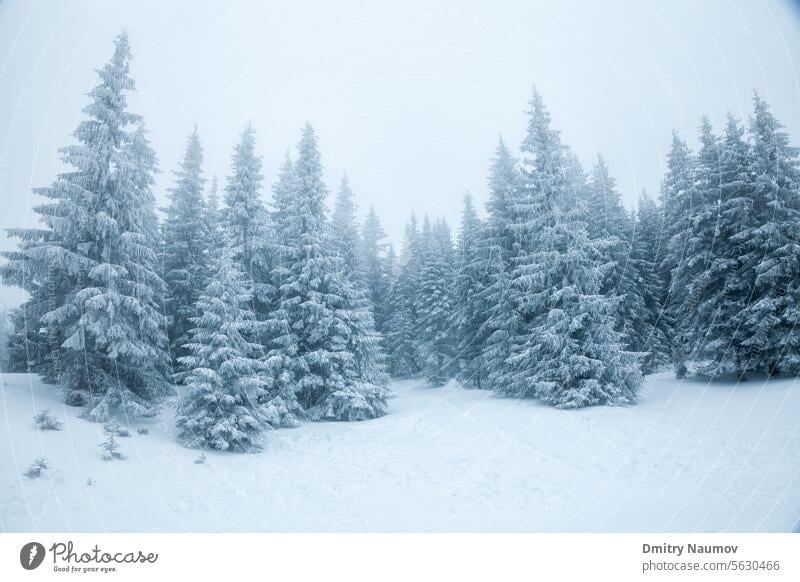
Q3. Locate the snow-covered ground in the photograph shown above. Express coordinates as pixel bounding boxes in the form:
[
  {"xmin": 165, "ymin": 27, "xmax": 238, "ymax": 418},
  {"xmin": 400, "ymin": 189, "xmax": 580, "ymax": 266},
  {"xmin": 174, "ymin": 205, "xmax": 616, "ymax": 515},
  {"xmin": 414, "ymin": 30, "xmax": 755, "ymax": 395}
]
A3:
[{"xmin": 1, "ymin": 371, "xmax": 798, "ymax": 532}]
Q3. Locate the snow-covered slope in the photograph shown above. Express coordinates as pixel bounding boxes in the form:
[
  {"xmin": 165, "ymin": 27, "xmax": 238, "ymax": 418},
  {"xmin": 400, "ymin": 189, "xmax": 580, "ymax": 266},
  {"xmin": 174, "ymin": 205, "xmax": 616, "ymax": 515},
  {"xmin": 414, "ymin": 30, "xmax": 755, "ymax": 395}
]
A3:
[{"xmin": 1, "ymin": 372, "xmax": 798, "ymax": 532}]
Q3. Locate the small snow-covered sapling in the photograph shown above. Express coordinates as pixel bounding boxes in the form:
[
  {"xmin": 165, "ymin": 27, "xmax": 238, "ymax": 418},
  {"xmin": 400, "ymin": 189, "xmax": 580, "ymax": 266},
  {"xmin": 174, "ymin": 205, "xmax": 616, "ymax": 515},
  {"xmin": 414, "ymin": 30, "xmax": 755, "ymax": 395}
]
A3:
[
  {"xmin": 99, "ymin": 434, "xmax": 124, "ymax": 460},
  {"xmin": 34, "ymin": 410, "xmax": 62, "ymax": 431},
  {"xmin": 24, "ymin": 457, "xmax": 49, "ymax": 478}
]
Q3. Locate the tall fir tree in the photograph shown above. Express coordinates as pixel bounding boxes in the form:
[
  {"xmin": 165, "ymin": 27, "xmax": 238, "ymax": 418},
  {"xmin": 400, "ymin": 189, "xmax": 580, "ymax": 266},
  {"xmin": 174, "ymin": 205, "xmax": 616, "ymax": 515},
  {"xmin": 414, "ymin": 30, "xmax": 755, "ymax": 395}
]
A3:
[
  {"xmin": 361, "ymin": 205, "xmax": 393, "ymax": 334},
  {"xmin": 271, "ymin": 151, "xmax": 296, "ymax": 226},
  {"xmin": 739, "ymin": 94, "xmax": 800, "ymax": 375},
  {"xmin": 586, "ymin": 155, "xmax": 630, "ymax": 244},
  {"xmin": 563, "ymin": 148, "xmax": 591, "ymax": 222},
  {"xmin": 690, "ymin": 115, "xmax": 756, "ymax": 377},
  {"xmin": 631, "ymin": 190, "xmax": 672, "ymax": 372},
  {"xmin": 384, "ymin": 214, "xmax": 423, "ymax": 377},
  {"xmin": 162, "ymin": 127, "xmax": 208, "ymax": 365},
  {"xmin": 3, "ymin": 33, "xmax": 171, "ymax": 419},
  {"xmin": 176, "ymin": 243, "xmax": 270, "ymax": 452},
  {"xmin": 415, "ymin": 217, "xmax": 457, "ymax": 385},
  {"xmin": 331, "ymin": 174, "xmax": 363, "ymax": 280},
  {"xmin": 587, "ymin": 155, "xmax": 649, "ymax": 356},
  {"xmin": 505, "ymin": 204, "xmax": 643, "ymax": 407},
  {"xmin": 223, "ymin": 124, "xmax": 273, "ymax": 324},
  {"xmin": 452, "ymin": 194, "xmax": 487, "ymax": 387},
  {"xmin": 658, "ymin": 132, "xmax": 694, "ymax": 373},
  {"xmin": 494, "ymin": 86, "xmax": 566, "ymax": 395},
  {"xmin": 672, "ymin": 118, "xmax": 722, "ymax": 374},
  {"xmin": 478, "ymin": 136, "xmax": 519, "ymax": 390},
  {"xmin": 498, "ymin": 87, "xmax": 642, "ymax": 406},
  {"xmin": 264, "ymin": 124, "xmax": 389, "ymax": 421},
  {"xmin": 259, "ymin": 151, "xmax": 305, "ymax": 428}
]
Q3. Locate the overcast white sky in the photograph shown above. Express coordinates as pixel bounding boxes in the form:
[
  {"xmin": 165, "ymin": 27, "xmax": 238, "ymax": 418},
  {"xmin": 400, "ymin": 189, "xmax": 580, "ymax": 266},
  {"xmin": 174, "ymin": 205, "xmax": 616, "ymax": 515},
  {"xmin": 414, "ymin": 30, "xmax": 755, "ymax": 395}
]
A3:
[{"xmin": 1, "ymin": 0, "xmax": 799, "ymax": 308}]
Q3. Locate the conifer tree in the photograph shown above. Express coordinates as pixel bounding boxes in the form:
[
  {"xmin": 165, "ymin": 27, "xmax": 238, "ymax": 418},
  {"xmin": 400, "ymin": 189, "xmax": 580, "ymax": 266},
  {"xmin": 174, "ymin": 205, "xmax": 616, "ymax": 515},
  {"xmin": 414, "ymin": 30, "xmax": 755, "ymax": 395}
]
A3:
[
  {"xmin": 658, "ymin": 132, "xmax": 694, "ymax": 372},
  {"xmin": 265, "ymin": 124, "xmax": 389, "ymax": 421},
  {"xmin": 631, "ymin": 191, "xmax": 672, "ymax": 372},
  {"xmin": 361, "ymin": 206, "xmax": 393, "ymax": 334},
  {"xmin": 740, "ymin": 94, "xmax": 800, "ymax": 375},
  {"xmin": 452, "ymin": 194, "xmax": 487, "ymax": 386},
  {"xmin": 564, "ymin": 149, "xmax": 590, "ymax": 222},
  {"xmin": 586, "ymin": 155, "xmax": 629, "ymax": 245},
  {"xmin": 690, "ymin": 115, "xmax": 755, "ymax": 377},
  {"xmin": 176, "ymin": 243, "xmax": 270, "ymax": 452},
  {"xmin": 499, "ymin": 87, "xmax": 642, "ymax": 406},
  {"xmin": 384, "ymin": 214, "xmax": 422, "ymax": 377},
  {"xmin": 495, "ymin": 86, "xmax": 566, "ymax": 395},
  {"xmin": 672, "ymin": 118, "xmax": 721, "ymax": 374},
  {"xmin": 162, "ymin": 127, "xmax": 208, "ymax": 364},
  {"xmin": 331, "ymin": 174, "xmax": 363, "ymax": 280},
  {"xmin": 223, "ymin": 124, "xmax": 273, "ymax": 322},
  {"xmin": 504, "ymin": 204, "xmax": 642, "ymax": 407},
  {"xmin": 256, "ymin": 151, "xmax": 306, "ymax": 427},
  {"xmin": 587, "ymin": 156, "xmax": 648, "ymax": 354},
  {"xmin": 416, "ymin": 217, "xmax": 457, "ymax": 385},
  {"xmin": 478, "ymin": 136, "xmax": 519, "ymax": 390},
  {"xmin": 2, "ymin": 33, "xmax": 171, "ymax": 418},
  {"xmin": 271, "ymin": 151, "xmax": 296, "ymax": 227}
]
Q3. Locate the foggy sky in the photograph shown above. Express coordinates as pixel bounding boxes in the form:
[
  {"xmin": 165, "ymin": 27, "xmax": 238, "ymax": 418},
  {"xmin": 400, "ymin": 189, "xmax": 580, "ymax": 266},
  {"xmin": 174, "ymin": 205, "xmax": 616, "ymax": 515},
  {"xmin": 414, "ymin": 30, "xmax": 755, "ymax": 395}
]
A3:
[{"xmin": 1, "ymin": 0, "xmax": 799, "ymax": 309}]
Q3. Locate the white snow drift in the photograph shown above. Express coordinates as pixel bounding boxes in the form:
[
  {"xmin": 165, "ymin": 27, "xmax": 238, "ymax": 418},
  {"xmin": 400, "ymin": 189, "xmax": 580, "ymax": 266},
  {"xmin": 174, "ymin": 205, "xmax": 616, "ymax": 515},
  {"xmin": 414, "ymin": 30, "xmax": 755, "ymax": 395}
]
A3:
[{"xmin": 1, "ymin": 371, "xmax": 798, "ymax": 532}]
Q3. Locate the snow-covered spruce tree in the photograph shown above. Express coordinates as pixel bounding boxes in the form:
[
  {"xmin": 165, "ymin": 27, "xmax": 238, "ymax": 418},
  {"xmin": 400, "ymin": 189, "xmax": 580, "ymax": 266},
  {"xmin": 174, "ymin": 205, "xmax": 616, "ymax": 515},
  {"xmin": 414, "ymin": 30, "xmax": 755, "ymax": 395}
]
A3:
[
  {"xmin": 330, "ymin": 174, "xmax": 363, "ymax": 281},
  {"xmin": 259, "ymin": 150, "xmax": 306, "ymax": 428},
  {"xmin": 68, "ymin": 121, "xmax": 170, "ymax": 420},
  {"xmin": 499, "ymin": 87, "xmax": 642, "ymax": 406},
  {"xmin": 586, "ymin": 154, "xmax": 631, "ymax": 289},
  {"xmin": 586, "ymin": 155, "xmax": 649, "ymax": 357},
  {"xmin": 384, "ymin": 214, "xmax": 423, "ymax": 377},
  {"xmin": 508, "ymin": 203, "xmax": 643, "ymax": 407},
  {"xmin": 563, "ymin": 148, "xmax": 591, "ymax": 222},
  {"xmin": 494, "ymin": 86, "xmax": 565, "ymax": 397},
  {"xmin": 361, "ymin": 205, "xmax": 394, "ymax": 334},
  {"xmin": 477, "ymin": 136, "xmax": 520, "ymax": 391},
  {"xmin": 738, "ymin": 94, "xmax": 800, "ymax": 376},
  {"xmin": 265, "ymin": 154, "xmax": 295, "ymax": 300},
  {"xmin": 2, "ymin": 211, "xmax": 59, "ymax": 378},
  {"xmin": 2, "ymin": 33, "xmax": 171, "ymax": 417},
  {"xmin": 671, "ymin": 118, "xmax": 722, "ymax": 375},
  {"xmin": 270, "ymin": 151, "xmax": 296, "ymax": 227},
  {"xmin": 452, "ymin": 194, "xmax": 487, "ymax": 387},
  {"xmin": 657, "ymin": 132, "xmax": 694, "ymax": 374},
  {"xmin": 223, "ymin": 124, "xmax": 274, "ymax": 324},
  {"xmin": 586, "ymin": 155, "xmax": 630, "ymax": 247},
  {"xmin": 1, "ymin": 295, "xmax": 53, "ymax": 377},
  {"xmin": 175, "ymin": 243, "xmax": 270, "ymax": 452},
  {"xmin": 631, "ymin": 190, "xmax": 672, "ymax": 373},
  {"xmin": 689, "ymin": 115, "xmax": 756, "ymax": 377},
  {"xmin": 264, "ymin": 124, "xmax": 389, "ymax": 421},
  {"xmin": 162, "ymin": 127, "xmax": 208, "ymax": 365},
  {"xmin": 415, "ymin": 217, "xmax": 457, "ymax": 386}
]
